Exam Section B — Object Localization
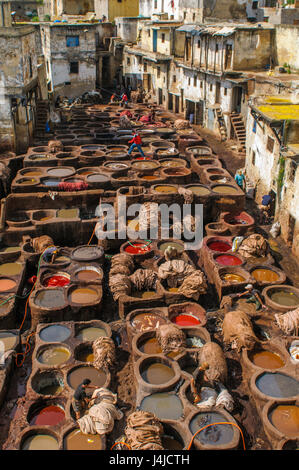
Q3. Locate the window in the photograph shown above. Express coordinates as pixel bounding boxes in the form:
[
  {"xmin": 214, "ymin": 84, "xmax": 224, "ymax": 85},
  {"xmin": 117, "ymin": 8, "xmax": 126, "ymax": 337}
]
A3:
[
  {"xmin": 157, "ymin": 67, "xmax": 161, "ymax": 78},
  {"xmin": 144, "ymin": 62, "xmax": 147, "ymax": 72},
  {"xmin": 267, "ymin": 136, "xmax": 274, "ymax": 153},
  {"xmin": 289, "ymin": 161, "xmax": 297, "ymax": 183},
  {"xmin": 127, "ymin": 57, "xmax": 131, "ymax": 65},
  {"xmin": 137, "ymin": 56, "xmax": 142, "ymax": 65},
  {"xmin": 188, "ymin": 77, "xmax": 191, "ymax": 86},
  {"xmin": 252, "ymin": 150, "xmax": 256, "ymax": 165},
  {"xmin": 224, "ymin": 88, "xmax": 227, "ymax": 96},
  {"xmin": 197, "ymin": 39, "xmax": 201, "ymax": 48},
  {"xmin": 193, "ymin": 13, "xmax": 195, "ymax": 21},
  {"xmin": 173, "ymin": 75, "xmax": 176, "ymax": 83},
  {"xmin": 29, "ymin": 56, "xmax": 32, "ymax": 78},
  {"xmin": 148, "ymin": 29, "xmax": 150, "ymax": 37},
  {"xmin": 194, "ymin": 77, "xmax": 197, "ymax": 87},
  {"xmin": 66, "ymin": 36, "xmax": 79, "ymax": 47},
  {"xmin": 210, "ymin": 83, "xmax": 213, "ymax": 91},
  {"xmin": 117, "ymin": 0, "xmax": 122, "ymax": 2},
  {"xmin": 154, "ymin": 0, "xmax": 157, "ymax": 8},
  {"xmin": 184, "ymin": 12, "xmax": 187, "ymax": 19},
  {"xmin": 70, "ymin": 61, "xmax": 79, "ymax": 74},
  {"xmin": 162, "ymin": 33, "xmax": 165, "ymax": 43},
  {"xmin": 252, "ymin": 1, "xmax": 258, "ymax": 9},
  {"xmin": 215, "ymin": 44, "xmax": 219, "ymax": 53},
  {"xmin": 200, "ymin": 81, "xmax": 203, "ymax": 88}
]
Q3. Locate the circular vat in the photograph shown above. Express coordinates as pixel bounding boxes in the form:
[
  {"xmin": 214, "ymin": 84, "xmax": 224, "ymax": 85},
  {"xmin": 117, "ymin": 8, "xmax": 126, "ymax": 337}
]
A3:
[
  {"xmin": 262, "ymin": 285, "xmax": 299, "ymax": 311},
  {"xmin": 214, "ymin": 253, "xmax": 243, "ymax": 267},
  {"xmin": 67, "ymin": 365, "xmax": 108, "ymax": 390},
  {"xmin": 39, "ymin": 324, "xmax": 71, "ymax": 343},
  {"xmin": 74, "ymin": 266, "xmax": 103, "ymax": 283},
  {"xmin": 219, "ymin": 267, "xmax": 249, "ymax": 284},
  {"xmin": 0, "ymin": 277, "xmax": 17, "ymax": 292},
  {"xmin": 0, "ymin": 262, "xmax": 23, "ymax": 276},
  {"xmin": 55, "ymin": 152, "xmax": 74, "ymax": 159},
  {"xmin": 41, "ymin": 271, "xmax": 70, "ymax": 288},
  {"xmin": 161, "ymin": 424, "xmax": 186, "ymax": 450},
  {"xmin": 40, "ymin": 177, "xmax": 60, "ymax": 187},
  {"xmin": 135, "ymin": 330, "xmax": 162, "ymax": 356},
  {"xmin": 86, "ymin": 173, "xmax": 110, "ymax": 184},
  {"xmin": 56, "ymin": 208, "xmax": 79, "ymax": 219},
  {"xmin": 188, "ymin": 410, "xmax": 239, "ymax": 450},
  {"xmin": 246, "ymin": 344, "xmax": 286, "ymax": 370},
  {"xmin": 37, "ymin": 344, "xmax": 71, "ymax": 366},
  {"xmin": 31, "ymin": 370, "xmax": 65, "ymax": 396},
  {"xmin": 19, "ymin": 168, "xmax": 44, "ymax": 177},
  {"xmin": 253, "ymin": 371, "xmax": 299, "ymax": 400},
  {"xmin": 161, "ymin": 167, "xmax": 191, "ymax": 178},
  {"xmin": 63, "ymin": 427, "xmax": 104, "ymax": 450},
  {"xmin": 20, "ymin": 430, "xmax": 60, "ymax": 450},
  {"xmin": 155, "ymin": 148, "xmax": 179, "ymax": 157},
  {"xmin": 152, "ymin": 184, "xmax": 178, "ymax": 194},
  {"xmin": 74, "ymin": 343, "xmax": 94, "ymax": 363},
  {"xmin": 102, "ymin": 161, "xmax": 130, "ymax": 173},
  {"xmin": 168, "ymin": 302, "xmax": 207, "ymax": 327},
  {"xmin": 207, "ymin": 237, "xmax": 232, "ymax": 253},
  {"xmin": 139, "ymin": 356, "xmax": 176, "ymax": 386},
  {"xmin": 122, "ymin": 240, "xmax": 153, "ymax": 256},
  {"xmin": 185, "ymin": 184, "xmax": 211, "ymax": 197},
  {"xmin": 0, "ymin": 330, "xmax": 18, "ymax": 352},
  {"xmin": 75, "ymin": 322, "xmax": 110, "ymax": 342},
  {"xmin": 250, "ymin": 265, "xmax": 286, "ymax": 286},
  {"xmin": 33, "ymin": 288, "xmax": 66, "ymax": 310},
  {"xmin": 47, "ymin": 167, "xmax": 75, "ymax": 178},
  {"xmin": 159, "ymin": 158, "xmax": 187, "ymax": 169},
  {"xmin": 31, "ymin": 147, "xmax": 49, "ymax": 153},
  {"xmin": 182, "ymin": 327, "xmax": 210, "ymax": 349},
  {"xmin": 27, "ymin": 400, "xmax": 65, "ymax": 426},
  {"xmin": 267, "ymin": 403, "xmax": 299, "ymax": 438},
  {"xmin": 211, "ymin": 184, "xmax": 241, "ymax": 195},
  {"xmin": 32, "ymin": 210, "xmax": 56, "ymax": 223},
  {"xmin": 127, "ymin": 309, "xmax": 168, "ymax": 335},
  {"xmin": 157, "ymin": 239, "xmax": 184, "ymax": 255},
  {"xmin": 68, "ymin": 285, "xmax": 101, "ymax": 305},
  {"xmin": 131, "ymin": 160, "xmax": 160, "ymax": 172},
  {"xmin": 71, "ymin": 245, "xmax": 104, "ymax": 262},
  {"xmin": 223, "ymin": 211, "xmax": 254, "ymax": 227},
  {"xmin": 140, "ymin": 392, "xmax": 184, "ymax": 421},
  {"xmin": 6, "ymin": 214, "xmax": 31, "ymax": 228}
]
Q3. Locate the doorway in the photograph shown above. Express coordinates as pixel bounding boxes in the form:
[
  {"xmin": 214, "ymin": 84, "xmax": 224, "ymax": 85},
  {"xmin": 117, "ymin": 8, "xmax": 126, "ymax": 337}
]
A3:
[{"xmin": 153, "ymin": 29, "xmax": 158, "ymax": 52}]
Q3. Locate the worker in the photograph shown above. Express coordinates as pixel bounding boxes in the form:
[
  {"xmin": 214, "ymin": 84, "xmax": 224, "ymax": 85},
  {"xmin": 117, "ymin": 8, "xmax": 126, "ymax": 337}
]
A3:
[
  {"xmin": 109, "ymin": 93, "xmax": 117, "ymax": 104},
  {"xmin": 236, "ymin": 284, "xmax": 266, "ymax": 311},
  {"xmin": 258, "ymin": 193, "xmax": 272, "ymax": 224},
  {"xmin": 72, "ymin": 379, "xmax": 98, "ymax": 420},
  {"xmin": 234, "ymin": 169, "xmax": 246, "ymax": 191},
  {"xmin": 121, "ymin": 93, "xmax": 128, "ymax": 108},
  {"xmin": 42, "ymin": 245, "xmax": 60, "ymax": 264},
  {"xmin": 128, "ymin": 131, "xmax": 145, "ymax": 157}
]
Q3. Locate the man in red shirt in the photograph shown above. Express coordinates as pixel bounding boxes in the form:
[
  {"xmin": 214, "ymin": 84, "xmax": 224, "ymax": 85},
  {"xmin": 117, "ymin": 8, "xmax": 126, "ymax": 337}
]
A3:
[
  {"xmin": 128, "ymin": 131, "xmax": 145, "ymax": 157},
  {"xmin": 121, "ymin": 93, "xmax": 128, "ymax": 108}
]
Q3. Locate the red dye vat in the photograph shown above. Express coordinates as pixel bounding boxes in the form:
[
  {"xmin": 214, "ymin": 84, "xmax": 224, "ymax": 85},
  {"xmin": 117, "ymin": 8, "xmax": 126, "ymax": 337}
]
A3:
[
  {"xmin": 172, "ymin": 314, "xmax": 200, "ymax": 326},
  {"xmin": 44, "ymin": 275, "xmax": 70, "ymax": 287},
  {"xmin": 135, "ymin": 157, "xmax": 151, "ymax": 160},
  {"xmin": 30, "ymin": 405, "xmax": 65, "ymax": 425},
  {"xmin": 124, "ymin": 243, "xmax": 152, "ymax": 254},
  {"xmin": 208, "ymin": 241, "xmax": 231, "ymax": 252},
  {"xmin": 216, "ymin": 255, "xmax": 242, "ymax": 266}
]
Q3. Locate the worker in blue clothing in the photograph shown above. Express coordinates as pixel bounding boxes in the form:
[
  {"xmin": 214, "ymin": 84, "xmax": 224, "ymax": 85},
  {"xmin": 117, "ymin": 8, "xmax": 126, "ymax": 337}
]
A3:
[{"xmin": 234, "ymin": 169, "xmax": 246, "ymax": 190}]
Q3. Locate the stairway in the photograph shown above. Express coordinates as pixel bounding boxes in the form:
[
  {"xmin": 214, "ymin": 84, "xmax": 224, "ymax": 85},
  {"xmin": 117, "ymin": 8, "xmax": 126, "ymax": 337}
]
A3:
[
  {"xmin": 230, "ymin": 112, "xmax": 246, "ymax": 153},
  {"xmin": 215, "ymin": 105, "xmax": 227, "ymax": 141},
  {"xmin": 34, "ymin": 100, "xmax": 49, "ymax": 135}
]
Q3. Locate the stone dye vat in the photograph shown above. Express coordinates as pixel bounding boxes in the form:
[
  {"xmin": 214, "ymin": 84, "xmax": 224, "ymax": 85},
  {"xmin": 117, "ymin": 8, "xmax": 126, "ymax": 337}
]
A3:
[
  {"xmin": 67, "ymin": 365, "xmax": 107, "ymax": 390},
  {"xmin": 63, "ymin": 428, "xmax": 104, "ymax": 450},
  {"xmin": 140, "ymin": 392, "xmax": 184, "ymax": 420},
  {"xmin": 253, "ymin": 372, "xmax": 299, "ymax": 400},
  {"xmin": 21, "ymin": 433, "xmax": 60, "ymax": 450},
  {"xmin": 37, "ymin": 345, "xmax": 71, "ymax": 366},
  {"xmin": 39, "ymin": 324, "xmax": 71, "ymax": 343}
]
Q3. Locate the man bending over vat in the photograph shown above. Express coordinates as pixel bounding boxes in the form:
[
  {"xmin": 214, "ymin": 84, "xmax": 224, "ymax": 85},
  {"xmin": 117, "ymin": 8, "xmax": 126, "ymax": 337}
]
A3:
[
  {"xmin": 73, "ymin": 379, "xmax": 98, "ymax": 420},
  {"xmin": 42, "ymin": 246, "xmax": 60, "ymax": 264}
]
